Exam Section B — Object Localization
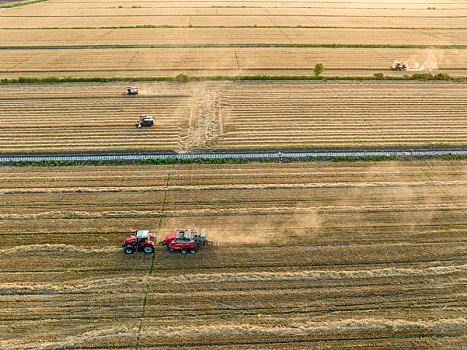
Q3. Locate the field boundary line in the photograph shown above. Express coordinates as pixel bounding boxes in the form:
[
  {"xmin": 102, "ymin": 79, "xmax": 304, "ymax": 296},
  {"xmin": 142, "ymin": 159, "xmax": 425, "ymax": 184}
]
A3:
[
  {"xmin": 3, "ymin": 26, "xmax": 466, "ymax": 30},
  {"xmin": 1, "ymin": 44, "xmax": 466, "ymax": 50},
  {"xmin": 135, "ymin": 171, "xmax": 170, "ymax": 350}
]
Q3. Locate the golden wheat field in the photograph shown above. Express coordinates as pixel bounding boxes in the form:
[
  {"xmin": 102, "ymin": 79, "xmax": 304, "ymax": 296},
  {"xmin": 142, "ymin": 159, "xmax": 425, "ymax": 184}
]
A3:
[
  {"xmin": 1, "ymin": 0, "xmax": 467, "ymax": 349},
  {"xmin": 1, "ymin": 161, "xmax": 466, "ymax": 349},
  {"xmin": 0, "ymin": 80, "xmax": 466, "ymax": 152},
  {"xmin": 0, "ymin": 0, "xmax": 465, "ymax": 77}
]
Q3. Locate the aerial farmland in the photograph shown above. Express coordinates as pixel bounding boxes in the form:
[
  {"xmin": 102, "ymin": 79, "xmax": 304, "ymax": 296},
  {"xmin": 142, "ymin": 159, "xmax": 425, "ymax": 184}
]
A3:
[{"xmin": 0, "ymin": 0, "xmax": 466, "ymax": 349}]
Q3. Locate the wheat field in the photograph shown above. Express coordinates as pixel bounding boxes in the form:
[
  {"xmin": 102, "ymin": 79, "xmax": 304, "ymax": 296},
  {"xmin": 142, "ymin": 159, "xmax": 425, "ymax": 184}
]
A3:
[{"xmin": 1, "ymin": 161, "xmax": 466, "ymax": 348}]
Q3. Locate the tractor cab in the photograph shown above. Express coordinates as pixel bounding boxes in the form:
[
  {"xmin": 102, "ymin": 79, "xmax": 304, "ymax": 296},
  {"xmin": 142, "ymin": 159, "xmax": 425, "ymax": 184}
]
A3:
[
  {"xmin": 136, "ymin": 115, "xmax": 154, "ymax": 128},
  {"xmin": 125, "ymin": 86, "xmax": 138, "ymax": 95},
  {"xmin": 122, "ymin": 230, "xmax": 155, "ymax": 254},
  {"xmin": 136, "ymin": 229, "xmax": 154, "ymax": 244},
  {"xmin": 390, "ymin": 61, "xmax": 407, "ymax": 71}
]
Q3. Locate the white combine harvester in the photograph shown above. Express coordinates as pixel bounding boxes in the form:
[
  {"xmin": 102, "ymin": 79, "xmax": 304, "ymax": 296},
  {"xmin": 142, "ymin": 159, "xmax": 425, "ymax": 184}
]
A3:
[
  {"xmin": 124, "ymin": 86, "xmax": 138, "ymax": 95},
  {"xmin": 135, "ymin": 115, "xmax": 154, "ymax": 128}
]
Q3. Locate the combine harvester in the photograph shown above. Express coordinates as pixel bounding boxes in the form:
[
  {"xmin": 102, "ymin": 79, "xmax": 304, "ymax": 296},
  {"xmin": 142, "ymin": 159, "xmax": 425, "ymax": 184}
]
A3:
[
  {"xmin": 390, "ymin": 61, "xmax": 407, "ymax": 71},
  {"xmin": 124, "ymin": 86, "xmax": 138, "ymax": 95},
  {"xmin": 135, "ymin": 115, "xmax": 154, "ymax": 128},
  {"xmin": 122, "ymin": 228, "xmax": 215, "ymax": 254}
]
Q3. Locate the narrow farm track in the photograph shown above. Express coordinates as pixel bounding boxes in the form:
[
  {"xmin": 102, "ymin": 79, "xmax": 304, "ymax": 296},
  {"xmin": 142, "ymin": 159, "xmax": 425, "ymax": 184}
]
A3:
[
  {"xmin": 0, "ymin": 161, "xmax": 466, "ymax": 348},
  {"xmin": 0, "ymin": 81, "xmax": 466, "ymax": 152}
]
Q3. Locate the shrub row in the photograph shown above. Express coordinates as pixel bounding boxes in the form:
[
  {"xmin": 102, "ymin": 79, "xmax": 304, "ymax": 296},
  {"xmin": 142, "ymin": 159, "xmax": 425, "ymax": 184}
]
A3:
[
  {"xmin": 0, "ymin": 0, "xmax": 47, "ymax": 8},
  {"xmin": 4, "ymin": 154, "xmax": 466, "ymax": 167},
  {"xmin": 1, "ymin": 73, "xmax": 463, "ymax": 84}
]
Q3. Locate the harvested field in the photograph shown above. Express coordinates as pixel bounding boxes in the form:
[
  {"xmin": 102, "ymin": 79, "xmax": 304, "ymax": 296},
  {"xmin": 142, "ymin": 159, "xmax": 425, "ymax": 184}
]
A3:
[
  {"xmin": 0, "ymin": 161, "xmax": 466, "ymax": 348},
  {"xmin": 1, "ymin": 1, "xmax": 466, "ymax": 348},
  {"xmin": 0, "ymin": 81, "xmax": 466, "ymax": 152},
  {"xmin": 0, "ymin": 0, "xmax": 465, "ymax": 78},
  {"xmin": 0, "ymin": 47, "xmax": 464, "ymax": 78},
  {"xmin": 2, "ymin": 28, "xmax": 467, "ymax": 46}
]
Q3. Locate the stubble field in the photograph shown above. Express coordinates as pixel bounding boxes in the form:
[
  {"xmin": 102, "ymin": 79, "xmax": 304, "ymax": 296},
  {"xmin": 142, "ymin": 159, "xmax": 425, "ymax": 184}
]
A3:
[
  {"xmin": 0, "ymin": 0, "xmax": 465, "ymax": 77},
  {"xmin": 1, "ymin": 161, "xmax": 466, "ymax": 349},
  {"xmin": 1, "ymin": 0, "xmax": 466, "ymax": 349},
  {"xmin": 0, "ymin": 80, "xmax": 466, "ymax": 152}
]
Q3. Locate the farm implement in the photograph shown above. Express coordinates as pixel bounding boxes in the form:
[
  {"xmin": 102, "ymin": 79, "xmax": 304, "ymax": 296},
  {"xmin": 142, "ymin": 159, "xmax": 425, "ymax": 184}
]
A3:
[
  {"xmin": 159, "ymin": 229, "xmax": 208, "ymax": 254},
  {"xmin": 123, "ymin": 228, "xmax": 213, "ymax": 255}
]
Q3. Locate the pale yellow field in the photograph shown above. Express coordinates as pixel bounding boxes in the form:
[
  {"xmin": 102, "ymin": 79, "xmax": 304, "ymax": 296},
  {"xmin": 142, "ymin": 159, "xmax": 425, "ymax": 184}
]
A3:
[
  {"xmin": 1, "ymin": 14, "xmax": 464, "ymax": 29},
  {"xmin": 2, "ymin": 28, "xmax": 466, "ymax": 46},
  {"xmin": 0, "ymin": 0, "xmax": 465, "ymax": 78},
  {"xmin": 0, "ymin": 47, "xmax": 464, "ymax": 78}
]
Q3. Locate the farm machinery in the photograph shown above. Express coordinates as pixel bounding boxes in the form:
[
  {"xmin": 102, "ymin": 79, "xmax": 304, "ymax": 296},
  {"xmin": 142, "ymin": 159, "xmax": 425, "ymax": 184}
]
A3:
[
  {"xmin": 122, "ymin": 228, "xmax": 211, "ymax": 255},
  {"xmin": 125, "ymin": 86, "xmax": 138, "ymax": 95},
  {"xmin": 390, "ymin": 61, "xmax": 407, "ymax": 71},
  {"xmin": 159, "ymin": 229, "xmax": 208, "ymax": 254},
  {"xmin": 122, "ymin": 230, "xmax": 155, "ymax": 254},
  {"xmin": 136, "ymin": 115, "xmax": 154, "ymax": 128}
]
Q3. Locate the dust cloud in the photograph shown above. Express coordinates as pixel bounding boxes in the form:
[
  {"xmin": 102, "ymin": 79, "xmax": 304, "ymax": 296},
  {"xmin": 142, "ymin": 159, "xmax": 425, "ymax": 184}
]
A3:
[
  {"xmin": 206, "ymin": 209, "xmax": 322, "ymax": 246},
  {"xmin": 405, "ymin": 50, "xmax": 442, "ymax": 71}
]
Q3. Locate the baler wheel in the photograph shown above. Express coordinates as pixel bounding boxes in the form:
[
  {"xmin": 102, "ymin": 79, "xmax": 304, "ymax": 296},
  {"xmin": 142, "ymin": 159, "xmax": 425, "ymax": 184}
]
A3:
[
  {"xmin": 181, "ymin": 249, "xmax": 188, "ymax": 254},
  {"xmin": 190, "ymin": 249, "xmax": 196, "ymax": 254},
  {"xmin": 167, "ymin": 247, "xmax": 174, "ymax": 253}
]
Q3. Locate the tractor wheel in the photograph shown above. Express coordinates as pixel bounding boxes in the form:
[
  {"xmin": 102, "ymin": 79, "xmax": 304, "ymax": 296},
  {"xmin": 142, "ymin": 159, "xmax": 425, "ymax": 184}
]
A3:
[
  {"xmin": 190, "ymin": 248, "xmax": 196, "ymax": 254},
  {"xmin": 167, "ymin": 248, "xmax": 174, "ymax": 253},
  {"xmin": 181, "ymin": 249, "xmax": 188, "ymax": 254},
  {"xmin": 124, "ymin": 246, "xmax": 135, "ymax": 254},
  {"xmin": 143, "ymin": 245, "xmax": 154, "ymax": 254}
]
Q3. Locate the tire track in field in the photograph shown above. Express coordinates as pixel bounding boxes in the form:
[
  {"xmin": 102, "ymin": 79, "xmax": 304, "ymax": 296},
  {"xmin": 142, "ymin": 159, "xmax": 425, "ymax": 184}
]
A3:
[{"xmin": 135, "ymin": 170, "xmax": 170, "ymax": 350}]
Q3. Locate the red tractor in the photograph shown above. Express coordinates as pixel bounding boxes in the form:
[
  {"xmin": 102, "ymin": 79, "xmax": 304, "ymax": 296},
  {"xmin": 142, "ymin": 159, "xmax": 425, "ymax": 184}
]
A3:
[
  {"xmin": 159, "ymin": 229, "xmax": 207, "ymax": 254},
  {"xmin": 122, "ymin": 230, "xmax": 155, "ymax": 254}
]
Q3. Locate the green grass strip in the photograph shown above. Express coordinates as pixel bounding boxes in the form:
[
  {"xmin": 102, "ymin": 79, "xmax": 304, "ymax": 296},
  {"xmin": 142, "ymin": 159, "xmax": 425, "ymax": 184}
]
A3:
[
  {"xmin": 0, "ymin": 73, "xmax": 464, "ymax": 84},
  {"xmin": 1, "ymin": 0, "xmax": 47, "ymax": 8},
  {"xmin": 4, "ymin": 154, "xmax": 467, "ymax": 168}
]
